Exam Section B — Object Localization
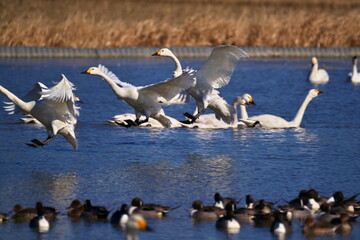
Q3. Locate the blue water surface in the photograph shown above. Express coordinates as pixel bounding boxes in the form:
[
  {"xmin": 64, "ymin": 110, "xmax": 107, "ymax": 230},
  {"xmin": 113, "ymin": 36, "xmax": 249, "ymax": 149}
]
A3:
[{"xmin": 0, "ymin": 56, "xmax": 359, "ymax": 240}]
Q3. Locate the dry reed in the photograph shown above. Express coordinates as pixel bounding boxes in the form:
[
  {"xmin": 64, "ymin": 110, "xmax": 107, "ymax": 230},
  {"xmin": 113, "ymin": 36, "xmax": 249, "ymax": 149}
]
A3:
[{"xmin": 0, "ymin": 0, "xmax": 359, "ymax": 48}]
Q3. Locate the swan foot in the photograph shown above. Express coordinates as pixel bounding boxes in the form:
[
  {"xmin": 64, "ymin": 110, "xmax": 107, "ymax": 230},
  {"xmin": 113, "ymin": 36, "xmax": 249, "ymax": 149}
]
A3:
[
  {"xmin": 135, "ymin": 118, "xmax": 149, "ymax": 125},
  {"xmin": 183, "ymin": 112, "xmax": 197, "ymax": 123},
  {"xmin": 251, "ymin": 121, "xmax": 261, "ymax": 127},
  {"xmin": 26, "ymin": 135, "xmax": 54, "ymax": 147}
]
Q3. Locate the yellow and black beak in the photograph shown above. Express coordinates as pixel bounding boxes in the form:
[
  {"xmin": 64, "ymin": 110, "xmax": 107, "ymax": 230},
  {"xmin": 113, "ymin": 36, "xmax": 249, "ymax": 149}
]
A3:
[
  {"xmin": 152, "ymin": 50, "xmax": 161, "ymax": 56},
  {"xmin": 315, "ymin": 90, "xmax": 324, "ymax": 95},
  {"xmin": 81, "ymin": 68, "xmax": 91, "ymax": 74}
]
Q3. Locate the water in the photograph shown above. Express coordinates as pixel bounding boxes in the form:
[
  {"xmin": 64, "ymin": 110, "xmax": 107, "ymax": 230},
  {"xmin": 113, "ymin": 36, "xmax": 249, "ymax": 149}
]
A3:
[{"xmin": 0, "ymin": 56, "xmax": 359, "ymax": 240}]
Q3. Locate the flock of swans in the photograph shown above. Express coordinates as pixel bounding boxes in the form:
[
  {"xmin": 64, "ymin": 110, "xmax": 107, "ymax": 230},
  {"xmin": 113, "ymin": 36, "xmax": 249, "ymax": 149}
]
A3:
[{"xmin": 0, "ymin": 45, "xmax": 358, "ymax": 149}]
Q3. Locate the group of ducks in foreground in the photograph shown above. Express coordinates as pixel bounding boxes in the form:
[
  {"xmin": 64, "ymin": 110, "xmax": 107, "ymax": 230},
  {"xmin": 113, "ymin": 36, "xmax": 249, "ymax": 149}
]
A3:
[
  {"xmin": 1, "ymin": 189, "xmax": 359, "ymax": 238},
  {"xmin": 0, "ymin": 45, "xmax": 358, "ymax": 149}
]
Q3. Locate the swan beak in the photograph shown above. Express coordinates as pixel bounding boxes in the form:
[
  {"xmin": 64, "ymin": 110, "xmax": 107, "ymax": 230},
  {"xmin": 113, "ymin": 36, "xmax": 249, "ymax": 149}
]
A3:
[
  {"xmin": 152, "ymin": 50, "xmax": 161, "ymax": 56},
  {"xmin": 81, "ymin": 68, "xmax": 91, "ymax": 74},
  {"xmin": 315, "ymin": 90, "xmax": 324, "ymax": 95},
  {"xmin": 249, "ymin": 99, "xmax": 256, "ymax": 106}
]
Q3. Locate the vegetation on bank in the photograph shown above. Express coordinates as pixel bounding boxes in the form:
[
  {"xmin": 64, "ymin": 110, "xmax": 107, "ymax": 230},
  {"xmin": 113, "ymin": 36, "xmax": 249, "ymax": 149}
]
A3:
[{"xmin": 1, "ymin": 0, "xmax": 359, "ymax": 48}]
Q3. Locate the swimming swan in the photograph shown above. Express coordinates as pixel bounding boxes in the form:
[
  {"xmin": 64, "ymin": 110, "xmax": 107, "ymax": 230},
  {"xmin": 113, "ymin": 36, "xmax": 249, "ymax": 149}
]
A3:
[
  {"xmin": 152, "ymin": 45, "xmax": 248, "ymax": 124},
  {"xmin": 182, "ymin": 93, "xmax": 255, "ymax": 129},
  {"xmin": 349, "ymin": 56, "xmax": 360, "ymax": 84},
  {"xmin": 0, "ymin": 75, "xmax": 79, "ymax": 149},
  {"xmin": 82, "ymin": 64, "xmax": 196, "ymax": 128},
  {"xmin": 308, "ymin": 57, "xmax": 329, "ymax": 84},
  {"xmin": 241, "ymin": 89, "xmax": 323, "ymax": 128}
]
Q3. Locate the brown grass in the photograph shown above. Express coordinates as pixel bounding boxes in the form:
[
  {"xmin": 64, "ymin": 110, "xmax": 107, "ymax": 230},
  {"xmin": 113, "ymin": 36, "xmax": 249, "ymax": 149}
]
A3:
[{"xmin": 0, "ymin": 0, "xmax": 359, "ymax": 48}]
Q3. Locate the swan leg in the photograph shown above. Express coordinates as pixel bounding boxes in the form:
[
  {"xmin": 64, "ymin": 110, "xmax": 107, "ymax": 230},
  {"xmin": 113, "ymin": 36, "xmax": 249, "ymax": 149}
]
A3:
[
  {"xmin": 135, "ymin": 118, "xmax": 149, "ymax": 125},
  {"xmin": 183, "ymin": 108, "xmax": 206, "ymax": 123},
  {"xmin": 27, "ymin": 135, "xmax": 55, "ymax": 147},
  {"xmin": 251, "ymin": 121, "xmax": 261, "ymax": 127}
]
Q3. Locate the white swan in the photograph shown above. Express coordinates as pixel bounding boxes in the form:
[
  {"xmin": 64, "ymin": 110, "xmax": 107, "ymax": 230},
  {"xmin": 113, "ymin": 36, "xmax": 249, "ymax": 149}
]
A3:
[
  {"xmin": 181, "ymin": 93, "xmax": 255, "ymax": 129},
  {"xmin": 4, "ymin": 84, "xmax": 83, "ymax": 125},
  {"xmin": 82, "ymin": 64, "xmax": 196, "ymax": 128},
  {"xmin": 152, "ymin": 45, "xmax": 248, "ymax": 124},
  {"xmin": 308, "ymin": 57, "xmax": 329, "ymax": 84},
  {"xmin": 349, "ymin": 56, "xmax": 360, "ymax": 84},
  {"xmin": 241, "ymin": 89, "xmax": 323, "ymax": 128},
  {"xmin": 0, "ymin": 75, "xmax": 79, "ymax": 149}
]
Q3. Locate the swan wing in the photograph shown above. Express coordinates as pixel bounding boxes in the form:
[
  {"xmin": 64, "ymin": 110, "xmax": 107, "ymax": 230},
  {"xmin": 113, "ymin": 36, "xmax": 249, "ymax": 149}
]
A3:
[
  {"xmin": 98, "ymin": 64, "xmax": 134, "ymax": 88},
  {"xmin": 41, "ymin": 74, "xmax": 80, "ymax": 118},
  {"xmin": 3, "ymin": 82, "xmax": 47, "ymax": 114},
  {"xmin": 158, "ymin": 91, "xmax": 191, "ymax": 104},
  {"xmin": 41, "ymin": 74, "xmax": 75, "ymax": 103},
  {"xmin": 139, "ymin": 68, "xmax": 196, "ymax": 101},
  {"xmin": 196, "ymin": 45, "xmax": 248, "ymax": 89}
]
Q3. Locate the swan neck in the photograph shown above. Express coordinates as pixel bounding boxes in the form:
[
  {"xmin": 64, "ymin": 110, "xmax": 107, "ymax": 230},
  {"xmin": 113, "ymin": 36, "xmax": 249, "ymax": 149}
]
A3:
[
  {"xmin": 291, "ymin": 94, "xmax": 313, "ymax": 127},
  {"xmin": 170, "ymin": 53, "xmax": 183, "ymax": 78},
  {"xmin": 353, "ymin": 61, "xmax": 358, "ymax": 75},
  {"xmin": 0, "ymin": 85, "xmax": 34, "ymax": 113},
  {"xmin": 98, "ymin": 72, "xmax": 125, "ymax": 97},
  {"xmin": 240, "ymin": 105, "xmax": 248, "ymax": 119},
  {"xmin": 231, "ymin": 104, "xmax": 238, "ymax": 127}
]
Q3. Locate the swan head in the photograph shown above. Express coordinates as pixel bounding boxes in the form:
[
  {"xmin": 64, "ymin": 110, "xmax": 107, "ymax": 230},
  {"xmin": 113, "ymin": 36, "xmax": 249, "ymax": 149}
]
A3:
[
  {"xmin": 352, "ymin": 56, "xmax": 358, "ymax": 64},
  {"xmin": 152, "ymin": 48, "xmax": 174, "ymax": 57},
  {"xmin": 81, "ymin": 67, "xmax": 102, "ymax": 76},
  {"xmin": 233, "ymin": 94, "xmax": 255, "ymax": 107},
  {"xmin": 311, "ymin": 57, "xmax": 318, "ymax": 66},
  {"xmin": 308, "ymin": 89, "xmax": 324, "ymax": 98}
]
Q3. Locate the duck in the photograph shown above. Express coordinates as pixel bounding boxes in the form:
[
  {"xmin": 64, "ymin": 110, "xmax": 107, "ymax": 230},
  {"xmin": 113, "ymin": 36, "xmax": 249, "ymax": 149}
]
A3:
[
  {"xmin": 29, "ymin": 206, "xmax": 50, "ymax": 233},
  {"xmin": 0, "ymin": 75, "xmax": 80, "ymax": 149},
  {"xmin": 241, "ymin": 89, "xmax": 323, "ymax": 128},
  {"xmin": 349, "ymin": 56, "xmax": 360, "ymax": 84},
  {"xmin": 12, "ymin": 204, "xmax": 37, "ymax": 223},
  {"xmin": 332, "ymin": 213, "xmax": 353, "ymax": 236},
  {"xmin": 270, "ymin": 210, "xmax": 293, "ymax": 236},
  {"xmin": 302, "ymin": 217, "xmax": 337, "ymax": 237},
  {"xmin": 129, "ymin": 197, "xmax": 179, "ymax": 218},
  {"xmin": 67, "ymin": 199, "xmax": 84, "ymax": 218},
  {"xmin": 110, "ymin": 204, "xmax": 129, "ymax": 228},
  {"xmin": 216, "ymin": 201, "xmax": 241, "ymax": 233},
  {"xmin": 81, "ymin": 64, "xmax": 196, "ymax": 128},
  {"xmin": 35, "ymin": 202, "xmax": 58, "ymax": 221},
  {"xmin": 0, "ymin": 213, "xmax": 10, "ymax": 223},
  {"xmin": 81, "ymin": 199, "xmax": 109, "ymax": 221},
  {"xmin": 308, "ymin": 57, "xmax": 329, "ymax": 84},
  {"xmin": 214, "ymin": 193, "xmax": 238, "ymax": 209},
  {"xmin": 152, "ymin": 46, "xmax": 248, "ymax": 124},
  {"xmin": 190, "ymin": 200, "xmax": 224, "ymax": 222},
  {"xmin": 327, "ymin": 191, "xmax": 360, "ymax": 213}
]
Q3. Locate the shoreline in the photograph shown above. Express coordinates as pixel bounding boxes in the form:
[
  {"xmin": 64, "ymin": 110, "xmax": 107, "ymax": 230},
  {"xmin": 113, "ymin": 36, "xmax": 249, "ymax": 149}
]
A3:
[{"xmin": 0, "ymin": 46, "xmax": 359, "ymax": 58}]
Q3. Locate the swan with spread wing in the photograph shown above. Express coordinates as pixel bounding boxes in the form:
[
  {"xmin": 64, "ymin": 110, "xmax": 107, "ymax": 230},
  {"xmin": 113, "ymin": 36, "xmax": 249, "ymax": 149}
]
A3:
[
  {"xmin": 81, "ymin": 64, "xmax": 196, "ymax": 128},
  {"xmin": 0, "ymin": 75, "xmax": 79, "ymax": 149},
  {"xmin": 152, "ymin": 45, "xmax": 248, "ymax": 124}
]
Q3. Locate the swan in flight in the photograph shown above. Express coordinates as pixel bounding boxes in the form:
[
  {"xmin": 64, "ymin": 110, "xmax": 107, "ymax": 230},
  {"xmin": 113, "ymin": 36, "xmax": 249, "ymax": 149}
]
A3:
[
  {"xmin": 82, "ymin": 64, "xmax": 196, "ymax": 128},
  {"xmin": 349, "ymin": 56, "xmax": 360, "ymax": 84},
  {"xmin": 152, "ymin": 45, "xmax": 248, "ymax": 124},
  {"xmin": 0, "ymin": 75, "xmax": 79, "ymax": 149},
  {"xmin": 4, "ymin": 86, "xmax": 83, "ymax": 125},
  {"xmin": 308, "ymin": 57, "xmax": 329, "ymax": 84},
  {"xmin": 241, "ymin": 89, "xmax": 323, "ymax": 128}
]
